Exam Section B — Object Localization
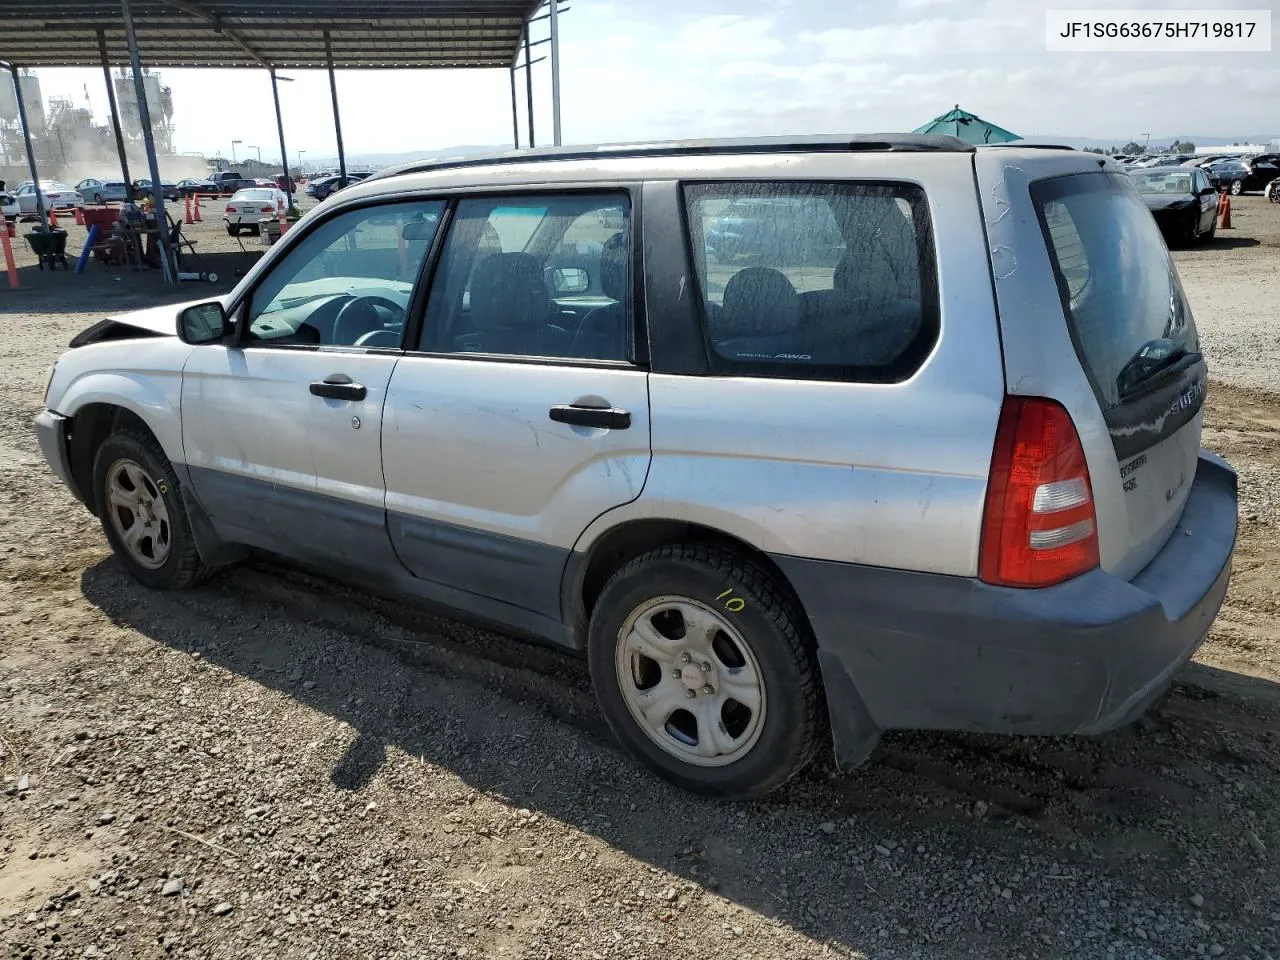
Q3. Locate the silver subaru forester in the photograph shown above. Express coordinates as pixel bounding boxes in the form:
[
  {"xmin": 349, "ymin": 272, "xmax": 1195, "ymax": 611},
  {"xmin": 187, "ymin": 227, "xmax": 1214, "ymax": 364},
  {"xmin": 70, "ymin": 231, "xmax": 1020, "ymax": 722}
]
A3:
[{"xmin": 35, "ymin": 135, "xmax": 1238, "ymax": 798}]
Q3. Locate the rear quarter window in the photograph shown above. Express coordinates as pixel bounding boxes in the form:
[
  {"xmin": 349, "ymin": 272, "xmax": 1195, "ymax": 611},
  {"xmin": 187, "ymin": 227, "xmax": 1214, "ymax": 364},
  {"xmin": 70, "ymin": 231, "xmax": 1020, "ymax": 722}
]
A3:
[
  {"xmin": 1031, "ymin": 172, "xmax": 1199, "ymax": 412},
  {"xmin": 682, "ymin": 181, "xmax": 939, "ymax": 383}
]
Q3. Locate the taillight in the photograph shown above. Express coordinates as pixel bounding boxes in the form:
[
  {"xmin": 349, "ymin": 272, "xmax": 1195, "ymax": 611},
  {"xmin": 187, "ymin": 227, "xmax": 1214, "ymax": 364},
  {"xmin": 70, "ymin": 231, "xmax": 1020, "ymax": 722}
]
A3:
[
  {"xmin": 978, "ymin": 395, "xmax": 1099, "ymax": 588},
  {"xmin": 225, "ymin": 205, "xmax": 236, "ymax": 213},
  {"xmin": 260, "ymin": 206, "xmax": 274, "ymax": 213}
]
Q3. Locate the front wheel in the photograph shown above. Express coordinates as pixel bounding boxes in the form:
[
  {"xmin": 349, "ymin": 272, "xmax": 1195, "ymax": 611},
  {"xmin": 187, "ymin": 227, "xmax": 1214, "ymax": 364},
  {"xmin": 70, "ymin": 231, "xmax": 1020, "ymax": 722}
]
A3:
[
  {"xmin": 92, "ymin": 428, "xmax": 211, "ymax": 590},
  {"xmin": 587, "ymin": 544, "xmax": 826, "ymax": 799},
  {"xmin": 1230, "ymin": 179, "xmax": 1243, "ymax": 196}
]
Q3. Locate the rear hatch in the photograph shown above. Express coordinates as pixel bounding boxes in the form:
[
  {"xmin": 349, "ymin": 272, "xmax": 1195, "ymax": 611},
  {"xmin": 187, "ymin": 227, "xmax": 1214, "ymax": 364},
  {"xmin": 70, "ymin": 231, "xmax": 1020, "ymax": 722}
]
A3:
[{"xmin": 977, "ymin": 152, "xmax": 1205, "ymax": 580}]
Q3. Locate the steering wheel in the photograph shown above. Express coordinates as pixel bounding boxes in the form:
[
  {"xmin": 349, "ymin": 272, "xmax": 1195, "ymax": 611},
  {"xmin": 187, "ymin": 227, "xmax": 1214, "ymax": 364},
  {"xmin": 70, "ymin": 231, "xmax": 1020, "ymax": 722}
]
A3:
[{"xmin": 332, "ymin": 295, "xmax": 406, "ymax": 346}]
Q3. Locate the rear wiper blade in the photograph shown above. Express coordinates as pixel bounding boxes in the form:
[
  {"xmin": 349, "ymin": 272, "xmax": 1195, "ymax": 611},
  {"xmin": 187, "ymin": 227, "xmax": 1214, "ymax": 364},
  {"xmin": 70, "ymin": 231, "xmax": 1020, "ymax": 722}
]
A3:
[{"xmin": 1115, "ymin": 338, "xmax": 1201, "ymax": 400}]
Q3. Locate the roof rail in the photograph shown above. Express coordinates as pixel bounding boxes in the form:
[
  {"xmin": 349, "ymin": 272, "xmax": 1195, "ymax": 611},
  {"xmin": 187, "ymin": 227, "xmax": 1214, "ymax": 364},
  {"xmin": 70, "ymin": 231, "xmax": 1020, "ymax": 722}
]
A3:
[
  {"xmin": 364, "ymin": 133, "xmax": 976, "ymax": 183},
  {"xmin": 977, "ymin": 143, "xmax": 1078, "ymax": 151}
]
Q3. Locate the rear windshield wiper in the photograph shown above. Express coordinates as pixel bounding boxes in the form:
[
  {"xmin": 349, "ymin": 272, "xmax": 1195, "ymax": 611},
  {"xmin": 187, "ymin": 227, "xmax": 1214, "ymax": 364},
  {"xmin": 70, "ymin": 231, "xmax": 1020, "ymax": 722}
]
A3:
[{"xmin": 1115, "ymin": 338, "xmax": 1202, "ymax": 401}]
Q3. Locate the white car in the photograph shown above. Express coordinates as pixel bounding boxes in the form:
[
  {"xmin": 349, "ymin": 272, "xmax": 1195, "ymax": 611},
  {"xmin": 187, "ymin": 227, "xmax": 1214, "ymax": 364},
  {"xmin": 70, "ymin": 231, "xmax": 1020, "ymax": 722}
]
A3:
[
  {"xmin": 13, "ymin": 180, "xmax": 84, "ymax": 215},
  {"xmin": 0, "ymin": 190, "xmax": 17, "ymax": 221},
  {"xmin": 223, "ymin": 188, "xmax": 289, "ymax": 236}
]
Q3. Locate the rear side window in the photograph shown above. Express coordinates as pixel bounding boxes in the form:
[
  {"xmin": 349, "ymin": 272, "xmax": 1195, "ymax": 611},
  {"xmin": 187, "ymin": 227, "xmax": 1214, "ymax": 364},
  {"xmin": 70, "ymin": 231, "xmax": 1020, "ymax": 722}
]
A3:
[
  {"xmin": 1032, "ymin": 172, "xmax": 1199, "ymax": 412},
  {"xmin": 683, "ymin": 182, "xmax": 938, "ymax": 382}
]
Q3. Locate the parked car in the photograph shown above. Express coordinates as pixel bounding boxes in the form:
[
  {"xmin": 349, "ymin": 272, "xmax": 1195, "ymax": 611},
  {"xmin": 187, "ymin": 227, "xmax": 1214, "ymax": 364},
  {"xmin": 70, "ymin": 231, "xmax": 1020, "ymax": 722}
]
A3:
[
  {"xmin": 134, "ymin": 179, "xmax": 181, "ymax": 202},
  {"xmin": 1238, "ymin": 153, "xmax": 1280, "ymax": 193},
  {"xmin": 1127, "ymin": 166, "xmax": 1220, "ymax": 246},
  {"xmin": 222, "ymin": 187, "xmax": 289, "ymax": 235},
  {"xmin": 1204, "ymin": 159, "xmax": 1250, "ymax": 194},
  {"xmin": 1266, "ymin": 178, "xmax": 1280, "ymax": 203},
  {"xmin": 74, "ymin": 179, "xmax": 129, "ymax": 203},
  {"xmin": 176, "ymin": 178, "xmax": 219, "ymax": 196},
  {"xmin": 210, "ymin": 171, "xmax": 257, "ymax": 194},
  {"xmin": 306, "ymin": 173, "xmax": 367, "ymax": 200},
  {"xmin": 33, "ymin": 135, "xmax": 1238, "ymax": 800},
  {"xmin": 0, "ymin": 189, "xmax": 17, "ymax": 221},
  {"xmin": 13, "ymin": 180, "xmax": 84, "ymax": 214},
  {"xmin": 274, "ymin": 174, "xmax": 296, "ymax": 194}
]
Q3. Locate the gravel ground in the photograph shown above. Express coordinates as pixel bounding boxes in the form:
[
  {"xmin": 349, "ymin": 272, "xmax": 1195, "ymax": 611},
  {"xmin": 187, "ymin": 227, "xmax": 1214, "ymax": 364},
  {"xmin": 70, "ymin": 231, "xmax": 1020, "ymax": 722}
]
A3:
[{"xmin": 1, "ymin": 196, "xmax": 1278, "ymax": 960}]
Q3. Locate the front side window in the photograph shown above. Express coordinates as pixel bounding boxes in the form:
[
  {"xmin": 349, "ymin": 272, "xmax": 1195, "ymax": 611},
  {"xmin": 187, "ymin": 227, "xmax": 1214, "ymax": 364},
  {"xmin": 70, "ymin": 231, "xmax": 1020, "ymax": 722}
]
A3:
[
  {"xmin": 684, "ymin": 182, "xmax": 938, "ymax": 382},
  {"xmin": 246, "ymin": 200, "xmax": 444, "ymax": 349},
  {"xmin": 420, "ymin": 193, "xmax": 631, "ymax": 362}
]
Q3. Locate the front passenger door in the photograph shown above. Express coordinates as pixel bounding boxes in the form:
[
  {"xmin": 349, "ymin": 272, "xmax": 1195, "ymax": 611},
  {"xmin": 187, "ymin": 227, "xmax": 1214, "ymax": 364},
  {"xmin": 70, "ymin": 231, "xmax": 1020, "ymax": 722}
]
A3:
[{"xmin": 181, "ymin": 200, "xmax": 445, "ymax": 569}]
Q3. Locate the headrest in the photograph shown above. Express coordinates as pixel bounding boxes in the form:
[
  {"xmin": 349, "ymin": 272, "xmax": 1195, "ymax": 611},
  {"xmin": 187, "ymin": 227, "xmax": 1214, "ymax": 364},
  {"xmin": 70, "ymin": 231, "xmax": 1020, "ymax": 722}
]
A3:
[
  {"xmin": 469, "ymin": 252, "xmax": 552, "ymax": 333},
  {"xmin": 718, "ymin": 267, "xmax": 800, "ymax": 337},
  {"xmin": 401, "ymin": 217, "xmax": 437, "ymax": 241},
  {"xmin": 599, "ymin": 231, "xmax": 628, "ymax": 301}
]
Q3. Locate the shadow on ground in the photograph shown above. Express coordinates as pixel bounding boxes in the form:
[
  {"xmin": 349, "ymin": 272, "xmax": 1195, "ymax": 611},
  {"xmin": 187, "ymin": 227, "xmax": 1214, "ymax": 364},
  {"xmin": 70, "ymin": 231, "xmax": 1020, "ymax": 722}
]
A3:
[{"xmin": 79, "ymin": 554, "xmax": 1280, "ymax": 953}]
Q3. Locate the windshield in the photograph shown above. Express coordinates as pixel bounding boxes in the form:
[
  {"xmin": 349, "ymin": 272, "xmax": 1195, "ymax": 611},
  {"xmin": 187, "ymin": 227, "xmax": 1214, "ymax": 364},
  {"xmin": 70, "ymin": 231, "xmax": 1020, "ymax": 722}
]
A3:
[
  {"xmin": 1032, "ymin": 172, "xmax": 1198, "ymax": 412},
  {"xmin": 1128, "ymin": 171, "xmax": 1193, "ymax": 194}
]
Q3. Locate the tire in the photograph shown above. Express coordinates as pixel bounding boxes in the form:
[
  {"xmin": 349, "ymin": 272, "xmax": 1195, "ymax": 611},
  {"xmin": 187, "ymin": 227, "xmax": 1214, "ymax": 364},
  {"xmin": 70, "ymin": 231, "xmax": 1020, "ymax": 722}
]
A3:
[
  {"xmin": 1230, "ymin": 179, "xmax": 1243, "ymax": 196},
  {"xmin": 92, "ymin": 427, "xmax": 211, "ymax": 591},
  {"xmin": 1204, "ymin": 216, "xmax": 1217, "ymax": 243},
  {"xmin": 92, "ymin": 192, "xmax": 102, "ymax": 204},
  {"xmin": 587, "ymin": 543, "xmax": 825, "ymax": 799},
  {"xmin": 226, "ymin": 224, "xmax": 238, "ymax": 236}
]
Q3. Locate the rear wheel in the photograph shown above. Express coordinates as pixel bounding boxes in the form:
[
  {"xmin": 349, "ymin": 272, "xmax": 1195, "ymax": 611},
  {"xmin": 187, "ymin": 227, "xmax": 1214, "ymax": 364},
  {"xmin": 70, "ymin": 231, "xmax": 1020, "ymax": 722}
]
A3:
[
  {"xmin": 92, "ymin": 192, "xmax": 103, "ymax": 204},
  {"xmin": 226, "ymin": 224, "xmax": 238, "ymax": 236},
  {"xmin": 587, "ymin": 544, "xmax": 825, "ymax": 799},
  {"xmin": 92, "ymin": 428, "xmax": 211, "ymax": 590}
]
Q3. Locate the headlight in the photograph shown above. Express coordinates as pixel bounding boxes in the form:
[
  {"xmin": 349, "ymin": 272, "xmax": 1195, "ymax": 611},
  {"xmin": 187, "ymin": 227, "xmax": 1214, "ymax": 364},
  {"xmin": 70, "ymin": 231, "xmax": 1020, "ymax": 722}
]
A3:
[{"xmin": 42, "ymin": 362, "xmax": 57, "ymax": 406}]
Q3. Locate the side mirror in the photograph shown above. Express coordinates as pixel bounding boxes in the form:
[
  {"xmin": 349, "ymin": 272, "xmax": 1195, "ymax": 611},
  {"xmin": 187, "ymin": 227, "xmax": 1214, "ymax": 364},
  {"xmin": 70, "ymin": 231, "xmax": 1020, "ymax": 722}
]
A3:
[{"xmin": 177, "ymin": 301, "xmax": 233, "ymax": 344}]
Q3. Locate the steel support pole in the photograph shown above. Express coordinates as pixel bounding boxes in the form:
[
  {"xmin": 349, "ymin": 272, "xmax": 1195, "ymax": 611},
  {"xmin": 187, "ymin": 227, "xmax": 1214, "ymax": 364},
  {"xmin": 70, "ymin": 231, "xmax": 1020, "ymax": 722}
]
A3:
[
  {"xmin": 10, "ymin": 65, "xmax": 49, "ymax": 233},
  {"xmin": 98, "ymin": 30, "xmax": 134, "ymax": 201},
  {"xmin": 122, "ymin": 0, "xmax": 174, "ymax": 282},
  {"xmin": 548, "ymin": 0, "xmax": 562, "ymax": 145},
  {"xmin": 523, "ymin": 24, "xmax": 536, "ymax": 149},
  {"xmin": 270, "ymin": 68, "xmax": 292, "ymax": 209},
  {"xmin": 325, "ymin": 31, "xmax": 347, "ymax": 181},
  {"xmin": 509, "ymin": 68, "xmax": 519, "ymax": 148}
]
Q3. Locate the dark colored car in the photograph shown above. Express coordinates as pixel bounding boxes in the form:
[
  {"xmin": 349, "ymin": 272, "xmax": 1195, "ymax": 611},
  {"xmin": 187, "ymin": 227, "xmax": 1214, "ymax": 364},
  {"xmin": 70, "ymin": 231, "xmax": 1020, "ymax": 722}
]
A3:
[
  {"xmin": 1240, "ymin": 154, "xmax": 1280, "ymax": 193},
  {"xmin": 176, "ymin": 178, "xmax": 219, "ymax": 196},
  {"xmin": 1204, "ymin": 160, "xmax": 1251, "ymax": 195},
  {"xmin": 1128, "ymin": 166, "xmax": 1220, "ymax": 246},
  {"xmin": 305, "ymin": 174, "xmax": 367, "ymax": 200},
  {"xmin": 134, "ymin": 179, "xmax": 181, "ymax": 202}
]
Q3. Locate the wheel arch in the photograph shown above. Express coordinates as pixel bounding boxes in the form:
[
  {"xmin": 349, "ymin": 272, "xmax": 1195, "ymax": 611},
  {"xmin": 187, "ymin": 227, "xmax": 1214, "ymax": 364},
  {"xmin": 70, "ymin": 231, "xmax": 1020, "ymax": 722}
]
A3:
[
  {"xmin": 65, "ymin": 402, "xmax": 167, "ymax": 516},
  {"xmin": 562, "ymin": 517, "xmax": 809, "ymax": 651}
]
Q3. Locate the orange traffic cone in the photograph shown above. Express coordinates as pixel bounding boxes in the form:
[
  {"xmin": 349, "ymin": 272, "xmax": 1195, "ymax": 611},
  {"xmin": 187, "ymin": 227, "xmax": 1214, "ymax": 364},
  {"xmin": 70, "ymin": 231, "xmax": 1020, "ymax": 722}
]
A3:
[
  {"xmin": 1217, "ymin": 190, "xmax": 1232, "ymax": 229},
  {"xmin": 193, "ymin": 193, "xmax": 202, "ymax": 222},
  {"xmin": 6, "ymin": 219, "xmax": 15, "ymax": 238},
  {"xmin": 74, "ymin": 206, "xmax": 85, "ymax": 226},
  {"xmin": 184, "ymin": 194, "xmax": 194, "ymax": 224},
  {"xmin": 277, "ymin": 196, "xmax": 288, "ymax": 235}
]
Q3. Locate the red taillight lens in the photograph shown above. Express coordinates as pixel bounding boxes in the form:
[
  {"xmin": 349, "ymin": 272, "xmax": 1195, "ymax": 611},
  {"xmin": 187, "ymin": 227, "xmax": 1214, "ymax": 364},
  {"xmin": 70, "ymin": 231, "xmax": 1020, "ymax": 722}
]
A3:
[
  {"xmin": 260, "ymin": 206, "xmax": 274, "ymax": 213},
  {"xmin": 225, "ymin": 205, "xmax": 236, "ymax": 213},
  {"xmin": 979, "ymin": 396, "xmax": 1099, "ymax": 588}
]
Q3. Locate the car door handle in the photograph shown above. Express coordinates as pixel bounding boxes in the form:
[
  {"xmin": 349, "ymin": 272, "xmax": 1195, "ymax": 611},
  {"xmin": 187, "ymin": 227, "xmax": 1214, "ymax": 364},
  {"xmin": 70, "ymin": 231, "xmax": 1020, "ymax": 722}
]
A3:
[
  {"xmin": 549, "ymin": 404, "xmax": 631, "ymax": 430},
  {"xmin": 309, "ymin": 374, "xmax": 367, "ymax": 401}
]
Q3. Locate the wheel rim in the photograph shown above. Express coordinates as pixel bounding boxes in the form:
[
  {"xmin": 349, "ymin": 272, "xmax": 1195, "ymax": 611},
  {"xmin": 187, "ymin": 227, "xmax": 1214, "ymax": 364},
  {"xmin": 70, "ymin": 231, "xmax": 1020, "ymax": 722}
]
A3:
[
  {"xmin": 614, "ymin": 595, "xmax": 766, "ymax": 767},
  {"xmin": 105, "ymin": 459, "xmax": 172, "ymax": 569},
  {"xmin": 1231, "ymin": 180, "xmax": 1242, "ymax": 195}
]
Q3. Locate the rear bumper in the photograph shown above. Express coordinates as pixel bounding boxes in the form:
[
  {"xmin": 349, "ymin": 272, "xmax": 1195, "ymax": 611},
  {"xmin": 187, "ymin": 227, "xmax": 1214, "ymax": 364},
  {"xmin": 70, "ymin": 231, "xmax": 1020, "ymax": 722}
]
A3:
[
  {"xmin": 774, "ymin": 452, "xmax": 1237, "ymax": 766},
  {"xmin": 34, "ymin": 409, "xmax": 87, "ymax": 505}
]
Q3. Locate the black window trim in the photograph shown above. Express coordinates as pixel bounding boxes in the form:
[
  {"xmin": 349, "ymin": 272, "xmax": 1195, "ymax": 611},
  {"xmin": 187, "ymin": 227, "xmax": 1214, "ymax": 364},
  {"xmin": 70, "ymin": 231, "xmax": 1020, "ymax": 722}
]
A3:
[
  {"xmin": 402, "ymin": 182, "xmax": 647, "ymax": 371},
  {"xmin": 227, "ymin": 192, "xmax": 451, "ymax": 356},
  {"xmin": 677, "ymin": 177, "xmax": 942, "ymax": 384}
]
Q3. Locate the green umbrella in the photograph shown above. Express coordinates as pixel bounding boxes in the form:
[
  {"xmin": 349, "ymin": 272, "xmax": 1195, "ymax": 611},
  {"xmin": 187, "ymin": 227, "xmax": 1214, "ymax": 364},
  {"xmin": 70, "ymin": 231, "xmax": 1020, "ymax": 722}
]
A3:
[{"xmin": 913, "ymin": 105, "xmax": 1020, "ymax": 145}]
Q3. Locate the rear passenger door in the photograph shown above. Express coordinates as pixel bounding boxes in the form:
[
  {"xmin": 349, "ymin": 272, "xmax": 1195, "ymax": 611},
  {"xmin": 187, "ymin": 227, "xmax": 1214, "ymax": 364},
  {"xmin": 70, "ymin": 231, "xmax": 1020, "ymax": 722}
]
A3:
[{"xmin": 380, "ymin": 189, "xmax": 651, "ymax": 622}]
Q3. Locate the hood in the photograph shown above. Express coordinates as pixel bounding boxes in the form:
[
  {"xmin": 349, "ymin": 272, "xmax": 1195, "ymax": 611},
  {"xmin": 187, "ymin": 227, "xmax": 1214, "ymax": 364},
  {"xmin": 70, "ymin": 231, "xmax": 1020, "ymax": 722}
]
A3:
[
  {"xmin": 1142, "ymin": 194, "xmax": 1195, "ymax": 211},
  {"xmin": 69, "ymin": 297, "xmax": 220, "ymax": 347}
]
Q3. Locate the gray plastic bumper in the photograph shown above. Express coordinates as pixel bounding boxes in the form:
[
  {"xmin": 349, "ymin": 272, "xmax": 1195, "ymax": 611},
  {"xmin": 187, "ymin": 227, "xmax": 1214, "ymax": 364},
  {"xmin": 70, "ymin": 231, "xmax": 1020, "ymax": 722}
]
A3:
[{"xmin": 773, "ymin": 452, "xmax": 1238, "ymax": 768}]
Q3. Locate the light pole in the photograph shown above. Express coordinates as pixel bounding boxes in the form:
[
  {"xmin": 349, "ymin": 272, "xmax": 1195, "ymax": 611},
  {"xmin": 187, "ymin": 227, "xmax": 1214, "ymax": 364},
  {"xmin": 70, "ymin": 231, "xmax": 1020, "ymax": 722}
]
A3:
[
  {"xmin": 246, "ymin": 144, "xmax": 261, "ymax": 163},
  {"xmin": 231, "ymin": 139, "xmax": 242, "ymax": 163},
  {"xmin": 297, "ymin": 149, "xmax": 306, "ymax": 173},
  {"xmin": 1142, "ymin": 133, "xmax": 1150, "ymax": 154}
]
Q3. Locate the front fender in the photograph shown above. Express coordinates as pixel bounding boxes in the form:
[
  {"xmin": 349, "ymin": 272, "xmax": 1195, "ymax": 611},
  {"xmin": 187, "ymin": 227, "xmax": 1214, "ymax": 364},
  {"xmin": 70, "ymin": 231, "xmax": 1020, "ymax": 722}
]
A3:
[{"xmin": 47, "ymin": 338, "xmax": 194, "ymax": 467}]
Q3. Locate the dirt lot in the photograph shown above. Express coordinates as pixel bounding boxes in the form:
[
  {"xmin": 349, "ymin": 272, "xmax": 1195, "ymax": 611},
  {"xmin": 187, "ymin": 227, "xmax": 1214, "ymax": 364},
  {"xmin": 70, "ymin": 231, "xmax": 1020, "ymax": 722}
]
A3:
[{"xmin": 1, "ymin": 196, "xmax": 1278, "ymax": 960}]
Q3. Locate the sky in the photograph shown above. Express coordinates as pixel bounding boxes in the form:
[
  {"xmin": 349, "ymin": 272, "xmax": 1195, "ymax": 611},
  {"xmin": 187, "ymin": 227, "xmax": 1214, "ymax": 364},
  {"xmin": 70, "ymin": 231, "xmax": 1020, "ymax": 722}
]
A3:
[{"xmin": 24, "ymin": 0, "xmax": 1280, "ymax": 168}]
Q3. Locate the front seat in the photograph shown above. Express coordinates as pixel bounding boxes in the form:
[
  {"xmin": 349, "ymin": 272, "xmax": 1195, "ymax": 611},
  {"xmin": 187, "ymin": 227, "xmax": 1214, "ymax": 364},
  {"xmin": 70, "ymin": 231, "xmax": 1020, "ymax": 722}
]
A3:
[
  {"xmin": 710, "ymin": 266, "xmax": 802, "ymax": 361},
  {"xmin": 570, "ymin": 232, "xmax": 630, "ymax": 360},
  {"xmin": 466, "ymin": 252, "xmax": 570, "ymax": 357},
  {"xmin": 831, "ymin": 202, "xmax": 923, "ymax": 365}
]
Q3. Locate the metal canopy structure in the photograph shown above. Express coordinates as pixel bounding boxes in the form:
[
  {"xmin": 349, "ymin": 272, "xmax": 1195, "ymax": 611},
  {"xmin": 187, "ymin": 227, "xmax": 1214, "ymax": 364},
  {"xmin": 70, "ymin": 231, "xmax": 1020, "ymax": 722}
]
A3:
[
  {"xmin": 0, "ymin": 1, "xmax": 543, "ymax": 69},
  {"xmin": 1, "ymin": 0, "xmax": 561, "ymax": 284}
]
